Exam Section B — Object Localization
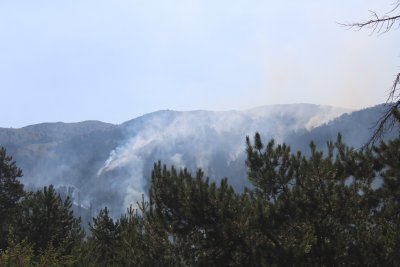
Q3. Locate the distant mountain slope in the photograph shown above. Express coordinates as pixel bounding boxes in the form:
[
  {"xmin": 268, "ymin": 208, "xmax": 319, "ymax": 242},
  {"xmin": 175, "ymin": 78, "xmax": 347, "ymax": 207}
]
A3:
[
  {"xmin": 97, "ymin": 104, "xmax": 350, "ymax": 211},
  {"xmin": 286, "ymin": 105, "xmax": 399, "ymax": 152},
  {"xmin": 0, "ymin": 120, "xmax": 115, "ymax": 147},
  {"xmin": 0, "ymin": 121, "xmax": 122, "ymax": 192},
  {"xmin": 0, "ymin": 103, "xmax": 371, "ymax": 217}
]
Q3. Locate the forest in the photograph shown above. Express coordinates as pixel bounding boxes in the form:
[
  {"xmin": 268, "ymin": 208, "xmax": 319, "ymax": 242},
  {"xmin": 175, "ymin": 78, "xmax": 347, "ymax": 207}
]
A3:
[
  {"xmin": 0, "ymin": 0, "xmax": 400, "ymax": 267},
  {"xmin": 0, "ymin": 127, "xmax": 399, "ymax": 266}
]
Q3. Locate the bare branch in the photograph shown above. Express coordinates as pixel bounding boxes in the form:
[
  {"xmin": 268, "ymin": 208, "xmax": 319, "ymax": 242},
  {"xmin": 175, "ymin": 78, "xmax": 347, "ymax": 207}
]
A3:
[
  {"xmin": 341, "ymin": 11, "xmax": 400, "ymax": 34},
  {"xmin": 342, "ymin": 2, "xmax": 400, "ymax": 145},
  {"xmin": 388, "ymin": 1, "xmax": 400, "ymax": 14},
  {"xmin": 367, "ymin": 73, "xmax": 400, "ymax": 145},
  {"xmin": 388, "ymin": 72, "xmax": 400, "ymax": 102}
]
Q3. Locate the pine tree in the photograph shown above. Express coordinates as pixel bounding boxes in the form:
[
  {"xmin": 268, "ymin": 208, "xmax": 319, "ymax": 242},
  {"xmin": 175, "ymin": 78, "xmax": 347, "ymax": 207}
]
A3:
[
  {"xmin": 88, "ymin": 207, "xmax": 122, "ymax": 267},
  {"xmin": 149, "ymin": 162, "xmax": 249, "ymax": 266},
  {"xmin": 17, "ymin": 185, "xmax": 83, "ymax": 261},
  {"xmin": 245, "ymin": 132, "xmax": 400, "ymax": 266},
  {"xmin": 368, "ymin": 138, "xmax": 400, "ymax": 264},
  {"xmin": 0, "ymin": 229, "xmax": 34, "ymax": 267},
  {"xmin": 0, "ymin": 147, "xmax": 24, "ymax": 250}
]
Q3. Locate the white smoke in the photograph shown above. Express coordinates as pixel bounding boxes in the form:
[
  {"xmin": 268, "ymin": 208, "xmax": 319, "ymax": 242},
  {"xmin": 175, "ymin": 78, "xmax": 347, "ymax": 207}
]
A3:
[{"xmin": 96, "ymin": 104, "xmax": 349, "ymax": 212}]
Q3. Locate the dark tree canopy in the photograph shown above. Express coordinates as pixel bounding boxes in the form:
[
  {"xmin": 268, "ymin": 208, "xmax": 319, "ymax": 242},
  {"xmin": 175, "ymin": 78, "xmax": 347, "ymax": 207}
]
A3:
[
  {"xmin": 1, "ymin": 134, "xmax": 400, "ymax": 266},
  {"xmin": 0, "ymin": 147, "xmax": 24, "ymax": 249},
  {"xmin": 18, "ymin": 185, "xmax": 84, "ymax": 254}
]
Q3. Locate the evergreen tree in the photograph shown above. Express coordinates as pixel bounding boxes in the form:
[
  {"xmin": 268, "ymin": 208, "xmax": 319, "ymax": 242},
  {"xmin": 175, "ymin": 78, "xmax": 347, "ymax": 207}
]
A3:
[
  {"xmin": 149, "ymin": 162, "xmax": 249, "ymax": 266},
  {"xmin": 245, "ymin": 133, "xmax": 400, "ymax": 266},
  {"xmin": 87, "ymin": 207, "xmax": 122, "ymax": 267},
  {"xmin": 17, "ymin": 185, "xmax": 83, "ymax": 261},
  {"xmin": 368, "ymin": 138, "xmax": 400, "ymax": 264},
  {"xmin": 0, "ymin": 229, "xmax": 34, "ymax": 267},
  {"xmin": 117, "ymin": 201, "xmax": 179, "ymax": 266},
  {"xmin": 0, "ymin": 147, "xmax": 24, "ymax": 250}
]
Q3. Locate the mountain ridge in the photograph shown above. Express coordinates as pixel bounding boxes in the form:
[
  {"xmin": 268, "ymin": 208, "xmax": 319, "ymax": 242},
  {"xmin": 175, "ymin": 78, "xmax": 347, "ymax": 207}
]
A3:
[{"xmin": 2, "ymin": 103, "xmax": 392, "ymax": 218}]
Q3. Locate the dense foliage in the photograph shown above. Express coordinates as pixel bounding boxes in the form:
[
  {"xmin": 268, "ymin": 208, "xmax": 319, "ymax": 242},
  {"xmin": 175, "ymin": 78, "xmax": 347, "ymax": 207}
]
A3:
[
  {"xmin": 0, "ymin": 147, "xmax": 24, "ymax": 249},
  {"xmin": 0, "ymin": 131, "xmax": 399, "ymax": 266}
]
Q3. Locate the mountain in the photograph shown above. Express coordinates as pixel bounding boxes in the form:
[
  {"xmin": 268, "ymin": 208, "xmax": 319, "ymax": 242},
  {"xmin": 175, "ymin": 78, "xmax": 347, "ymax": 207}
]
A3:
[
  {"xmin": 287, "ymin": 104, "xmax": 399, "ymax": 152},
  {"xmin": 1, "ymin": 103, "xmax": 395, "ymax": 218}
]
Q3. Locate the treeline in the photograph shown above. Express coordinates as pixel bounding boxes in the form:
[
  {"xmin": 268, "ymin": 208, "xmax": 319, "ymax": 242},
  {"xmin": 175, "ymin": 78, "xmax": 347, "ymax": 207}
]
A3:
[{"xmin": 0, "ymin": 133, "xmax": 400, "ymax": 266}]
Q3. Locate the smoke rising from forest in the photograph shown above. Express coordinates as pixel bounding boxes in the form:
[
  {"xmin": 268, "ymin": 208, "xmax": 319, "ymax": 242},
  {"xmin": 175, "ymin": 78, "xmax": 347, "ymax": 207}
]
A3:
[{"xmin": 96, "ymin": 105, "xmax": 349, "ymax": 211}]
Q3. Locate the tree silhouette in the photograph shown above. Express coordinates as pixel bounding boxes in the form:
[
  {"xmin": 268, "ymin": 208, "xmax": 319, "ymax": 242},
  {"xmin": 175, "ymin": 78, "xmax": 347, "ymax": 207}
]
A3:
[
  {"xmin": 343, "ymin": 1, "xmax": 400, "ymax": 144},
  {"xmin": 0, "ymin": 147, "xmax": 24, "ymax": 249}
]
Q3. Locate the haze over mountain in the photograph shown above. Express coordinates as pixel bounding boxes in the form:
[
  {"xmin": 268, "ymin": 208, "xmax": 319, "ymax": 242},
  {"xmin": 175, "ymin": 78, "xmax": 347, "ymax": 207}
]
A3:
[{"xmin": 1, "ymin": 103, "xmax": 395, "ymax": 217}]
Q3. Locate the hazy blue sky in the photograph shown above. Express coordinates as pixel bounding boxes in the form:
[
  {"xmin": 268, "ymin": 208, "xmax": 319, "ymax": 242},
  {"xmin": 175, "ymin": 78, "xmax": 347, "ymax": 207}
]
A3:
[{"xmin": 0, "ymin": 0, "xmax": 399, "ymax": 127}]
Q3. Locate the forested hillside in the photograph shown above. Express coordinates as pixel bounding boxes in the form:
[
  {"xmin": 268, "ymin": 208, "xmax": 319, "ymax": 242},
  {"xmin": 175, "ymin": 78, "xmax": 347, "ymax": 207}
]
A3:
[
  {"xmin": 0, "ymin": 104, "xmax": 351, "ymax": 217},
  {"xmin": 1, "ymin": 128, "xmax": 399, "ymax": 266},
  {"xmin": 1, "ymin": 104, "xmax": 398, "ymax": 220}
]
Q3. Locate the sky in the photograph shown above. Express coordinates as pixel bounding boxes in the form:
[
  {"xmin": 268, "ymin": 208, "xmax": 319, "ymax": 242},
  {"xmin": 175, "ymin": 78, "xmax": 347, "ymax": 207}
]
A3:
[{"xmin": 0, "ymin": 0, "xmax": 399, "ymax": 127}]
